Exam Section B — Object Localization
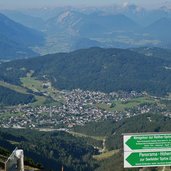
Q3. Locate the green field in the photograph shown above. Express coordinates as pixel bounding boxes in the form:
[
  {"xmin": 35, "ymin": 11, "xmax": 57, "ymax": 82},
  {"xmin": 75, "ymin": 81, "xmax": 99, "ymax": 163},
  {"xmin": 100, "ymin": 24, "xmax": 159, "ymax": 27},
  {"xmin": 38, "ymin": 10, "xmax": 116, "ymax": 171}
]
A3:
[
  {"xmin": 21, "ymin": 76, "xmax": 46, "ymax": 92},
  {"xmin": 93, "ymin": 150, "xmax": 119, "ymax": 161},
  {"xmin": 0, "ymin": 79, "xmax": 46, "ymax": 106},
  {"xmin": 0, "ymin": 73, "xmax": 65, "ymax": 107},
  {"xmin": 97, "ymin": 96, "xmax": 155, "ymax": 112},
  {"xmin": 21, "ymin": 75, "xmax": 65, "ymax": 105},
  {"xmin": 0, "ymin": 81, "xmax": 27, "ymax": 94},
  {"xmin": 69, "ymin": 131, "xmax": 105, "ymax": 141},
  {"xmin": 31, "ymin": 96, "xmax": 46, "ymax": 107},
  {"xmin": 24, "ymin": 166, "xmax": 40, "ymax": 171},
  {"xmin": 0, "ymin": 111, "xmax": 22, "ymax": 120}
]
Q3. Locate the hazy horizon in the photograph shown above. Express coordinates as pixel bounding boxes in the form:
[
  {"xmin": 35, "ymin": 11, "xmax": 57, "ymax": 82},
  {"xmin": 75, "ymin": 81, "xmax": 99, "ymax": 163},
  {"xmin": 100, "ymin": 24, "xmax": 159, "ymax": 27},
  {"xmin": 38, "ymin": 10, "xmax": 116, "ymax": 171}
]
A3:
[{"xmin": 0, "ymin": 0, "xmax": 170, "ymax": 10}]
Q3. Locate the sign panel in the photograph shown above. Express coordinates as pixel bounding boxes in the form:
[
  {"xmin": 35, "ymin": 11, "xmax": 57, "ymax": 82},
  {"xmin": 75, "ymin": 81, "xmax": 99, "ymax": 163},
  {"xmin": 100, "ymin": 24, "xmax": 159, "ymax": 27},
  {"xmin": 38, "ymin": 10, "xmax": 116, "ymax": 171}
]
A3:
[
  {"xmin": 123, "ymin": 133, "xmax": 171, "ymax": 168},
  {"xmin": 124, "ymin": 134, "xmax": 171, "ymax": 151},
  {"xmin": 124, "ymin": 151, "xmax": 171, "ymax": 168}
]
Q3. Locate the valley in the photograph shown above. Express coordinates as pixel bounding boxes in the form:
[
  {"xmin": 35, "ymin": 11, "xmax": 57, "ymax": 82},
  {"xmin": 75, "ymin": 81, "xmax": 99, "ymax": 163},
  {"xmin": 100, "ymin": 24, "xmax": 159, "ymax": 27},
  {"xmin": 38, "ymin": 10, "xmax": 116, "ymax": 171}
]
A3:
[
  {"xmin": 0, "ymin": 74, "xmax": 169, "ymax": 130},
  {"xmin": 2, "ymin": 6, "xmax": 171, "ymax": 59},
  {"xmin": 0, "ymin": 47, "xmax": 170, "ymax": 171},
  {"xmin": 1, "ymin": 3, "xmax": 171, "ymax": 171},
  {"xmin": 1, "ymin": 69, "xmax": 171, "ymax": 170}
]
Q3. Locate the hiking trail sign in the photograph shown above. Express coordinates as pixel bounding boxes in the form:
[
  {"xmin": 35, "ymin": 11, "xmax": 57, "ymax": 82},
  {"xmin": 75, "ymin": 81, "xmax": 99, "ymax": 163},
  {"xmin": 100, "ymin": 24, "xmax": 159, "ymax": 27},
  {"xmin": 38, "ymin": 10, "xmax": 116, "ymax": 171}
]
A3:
[{"xmin": 123, "ymin": 133, "xmax": 171, "ymax": 168}]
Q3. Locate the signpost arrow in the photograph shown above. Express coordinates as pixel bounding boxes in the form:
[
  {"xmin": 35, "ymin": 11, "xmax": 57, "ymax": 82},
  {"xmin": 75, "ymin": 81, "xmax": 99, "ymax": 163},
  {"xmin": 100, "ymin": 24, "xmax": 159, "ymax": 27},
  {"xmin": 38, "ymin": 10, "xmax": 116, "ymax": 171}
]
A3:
[
  {"xmin": 126, "ymin": 151, "xmax": 171, "ymax": 167},
  {"xmin": 125, "ymin": 135, "xmax": 171, "ymax": 150},
  {"xmin": 124, "ymin": 133, "xmax": 171, "ymax": 168},
  {"xmin": 126, "ymin": 153, "xmax": 139, "ymax": 166},
  {"xmin": 126, "ymin": 137, "xmax": 142, "ymax": 150}
]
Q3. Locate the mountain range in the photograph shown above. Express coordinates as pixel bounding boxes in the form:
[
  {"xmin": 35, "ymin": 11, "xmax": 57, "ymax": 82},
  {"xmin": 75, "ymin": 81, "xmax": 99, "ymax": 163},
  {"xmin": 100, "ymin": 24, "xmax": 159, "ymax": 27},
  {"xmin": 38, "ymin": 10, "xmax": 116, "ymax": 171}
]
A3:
[
  {"xmin": 144, "ymin": 17, "xmax": 171, "ymax": 45},
  {"xmin": 1, "ymin": 5, "xmax": 171, "ymax": 171},
  {"xmin": 46, "ymin": 11, "xmax": 139, "ymax": 36},
  {"xmin": 2, "ymin": 6, "xmax": 171, "ymax": 56},
  {"xmin": 0, "ymin": 13, "xmax": 44, "ymax": 59}
]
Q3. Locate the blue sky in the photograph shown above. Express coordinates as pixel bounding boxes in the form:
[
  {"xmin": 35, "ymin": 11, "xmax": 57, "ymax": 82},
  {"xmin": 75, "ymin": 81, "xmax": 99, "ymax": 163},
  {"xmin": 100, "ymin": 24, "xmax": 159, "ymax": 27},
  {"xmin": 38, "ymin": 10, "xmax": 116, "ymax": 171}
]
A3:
[{"xmin": 0, "ymin": 0, "xmax": 170, "ymax": 9}]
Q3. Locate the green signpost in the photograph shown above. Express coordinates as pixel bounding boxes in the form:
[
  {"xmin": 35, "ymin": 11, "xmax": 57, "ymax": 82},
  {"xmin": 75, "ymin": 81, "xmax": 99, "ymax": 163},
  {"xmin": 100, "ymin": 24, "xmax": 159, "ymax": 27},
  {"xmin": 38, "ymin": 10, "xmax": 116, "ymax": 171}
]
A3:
[
  {"xmin": 126, "ymin": 151, "xmax": 171, "ymax": 167},
  {"xmin": 123, "ymin": 133, "xmax": 171, "ymax": 168},
  {"xmin": 126, "ymin": 134, "xmax": 171, "ymax": 150}
]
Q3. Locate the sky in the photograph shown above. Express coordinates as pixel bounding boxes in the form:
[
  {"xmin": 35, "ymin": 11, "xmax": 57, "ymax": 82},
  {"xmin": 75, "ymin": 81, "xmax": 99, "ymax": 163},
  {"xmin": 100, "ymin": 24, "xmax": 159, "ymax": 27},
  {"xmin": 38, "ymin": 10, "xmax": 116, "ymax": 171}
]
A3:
[{"xmin": 0, "ymin": 0, "xmax": 170, "ymax": 9}]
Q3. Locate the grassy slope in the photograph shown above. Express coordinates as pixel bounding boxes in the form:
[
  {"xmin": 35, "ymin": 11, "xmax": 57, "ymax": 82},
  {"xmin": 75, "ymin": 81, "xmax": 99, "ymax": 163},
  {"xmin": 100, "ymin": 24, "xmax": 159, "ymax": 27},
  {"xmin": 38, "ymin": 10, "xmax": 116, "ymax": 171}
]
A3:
[
  {"xmin": 0, "ymin": 81, "xmax": 27, "ymax": 94},
  {"xmin": 69, "ymin": 131, "xmax": 105, "ymax": 141},
  {"xmin": 93, "ymin": 150, "xmax": 119, "ymax": 161},
  {"xmin": 21, "ymin": 74, "xmax": 64, "ymax": 107},
  {"xmin": 0, "ymin": 72, "xmax": 65, "ymax": 107},
  {"xmin": 97, "ymin": 96, "xmax": 155, "ymax": 112},
  {"xmin": 0, "ymin": 79, "xmax": 45, "ymax": 107}
]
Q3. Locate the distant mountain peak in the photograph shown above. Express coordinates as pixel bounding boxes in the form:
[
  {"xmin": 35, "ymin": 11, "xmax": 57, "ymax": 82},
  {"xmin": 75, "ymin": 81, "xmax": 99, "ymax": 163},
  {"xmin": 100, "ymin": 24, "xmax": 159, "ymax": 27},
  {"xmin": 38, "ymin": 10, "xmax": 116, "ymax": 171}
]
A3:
[
  {"xmin": 58, "ymin": 11, "xmax": 73, "ymax": 22},
  {"xmin": 121, "ymin": 3, "xmax": 144, "ymax": 13},
  {"xmin": 57, "ymin": 10, "xmax": 83, "ymax": 23}
]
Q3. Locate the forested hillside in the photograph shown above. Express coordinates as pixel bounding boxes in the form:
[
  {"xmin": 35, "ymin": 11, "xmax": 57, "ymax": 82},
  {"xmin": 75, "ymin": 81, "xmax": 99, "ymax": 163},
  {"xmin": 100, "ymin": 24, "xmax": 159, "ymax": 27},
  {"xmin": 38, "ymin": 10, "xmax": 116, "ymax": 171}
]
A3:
[
  {"xmin": 131, "ymin": 47, "xmax": 171, "ymax": 61},
  {"xmin": 72, "ymin": 113, "xmax": 171, "ymax": 171},
  {"xmin": 0, "ymin": 129, "xmax": 98, "ymax": 171},
  {"xmin": 0, "ymin": 47, "xmax": 171, "ymax": 96},
  {"xmin": 73, "ymin": 113, "xmax": 171, "ymax": 150},
  {"xmin": 0, "ymin": 86, "xmax": 35, "ymax": 105},
  {"xmin": 1, "ymin": 113, "xmax": 171, "ymax": 171}
]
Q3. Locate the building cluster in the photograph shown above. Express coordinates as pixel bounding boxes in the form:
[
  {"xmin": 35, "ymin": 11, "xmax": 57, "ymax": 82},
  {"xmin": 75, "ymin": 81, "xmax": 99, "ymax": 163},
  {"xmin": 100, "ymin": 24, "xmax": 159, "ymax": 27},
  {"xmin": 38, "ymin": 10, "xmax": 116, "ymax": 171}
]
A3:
[{"xmin": 0, "ymin": 89, "xmax": 164, "ymax": 129}]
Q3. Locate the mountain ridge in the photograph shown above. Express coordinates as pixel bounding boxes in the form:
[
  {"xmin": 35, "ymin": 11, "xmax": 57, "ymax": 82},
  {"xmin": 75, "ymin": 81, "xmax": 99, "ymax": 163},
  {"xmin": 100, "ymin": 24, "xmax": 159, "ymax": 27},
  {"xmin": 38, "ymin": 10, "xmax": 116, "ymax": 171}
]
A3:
[
  {"xmin": 0, "ymin": 13, "xmax": 44, "ymax": 59},
  {"xmin": 0, "ymin": 47, "xmax": 171, "ymax": 96}
]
